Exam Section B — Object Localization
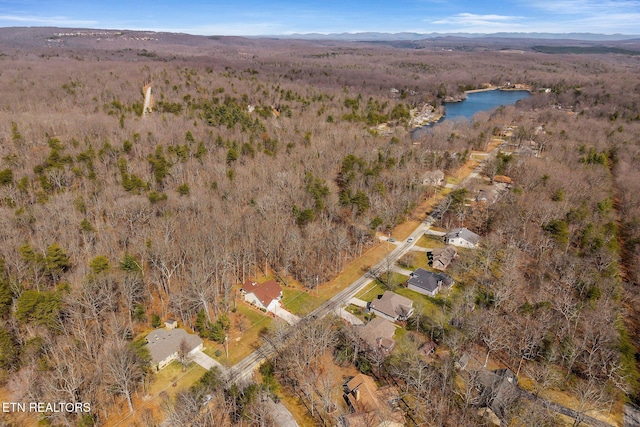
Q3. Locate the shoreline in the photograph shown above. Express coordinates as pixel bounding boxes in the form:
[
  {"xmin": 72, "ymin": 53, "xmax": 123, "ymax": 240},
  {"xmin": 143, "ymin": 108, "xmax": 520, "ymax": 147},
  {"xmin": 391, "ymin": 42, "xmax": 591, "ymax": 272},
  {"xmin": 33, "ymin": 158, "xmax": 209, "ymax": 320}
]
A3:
[
  {"xmin": 444, "ymin": 86, "xmax": 532, "ymax": 104},
  {"xmin": 465, "ymin": 86, "xmax": 532, "ymax": 94}
]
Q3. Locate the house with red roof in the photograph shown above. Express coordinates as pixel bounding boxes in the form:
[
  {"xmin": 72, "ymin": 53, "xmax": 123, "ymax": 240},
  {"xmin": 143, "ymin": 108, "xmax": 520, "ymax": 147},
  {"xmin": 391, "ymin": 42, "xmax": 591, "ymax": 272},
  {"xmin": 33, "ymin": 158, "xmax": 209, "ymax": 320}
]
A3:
[{"xmin": 241, "ymin": 279, "xmax": 283, "ymax": 313}]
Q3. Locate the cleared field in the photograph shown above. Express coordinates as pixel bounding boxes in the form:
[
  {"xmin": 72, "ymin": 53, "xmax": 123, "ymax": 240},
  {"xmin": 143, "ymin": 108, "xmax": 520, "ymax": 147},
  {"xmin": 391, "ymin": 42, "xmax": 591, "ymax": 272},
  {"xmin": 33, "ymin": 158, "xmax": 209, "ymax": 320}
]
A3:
[
  {"xmin": 281, "ymin": 287, "xmax": 323, "ymax": 316},
  {"xmin": 149, "ymin": 360, "xmax": 207, "ymax": 396},
  {"xmin": 354, "ymin": 281, "xmax": 387, "ymax": 302},
  {"xmin": 398, "ymin": 250, "xmax": 430, "ymax": 270},
  {"xmin": 317, "ymin": 242, "xmax": 393, "ymax": 299},
  {"xmin": 417, "ymin": 234, "xmax": 447, "ymax": 249},
  {"xmin": 204, "ymin": 303, "xmax": 275, "ymax": 365}
]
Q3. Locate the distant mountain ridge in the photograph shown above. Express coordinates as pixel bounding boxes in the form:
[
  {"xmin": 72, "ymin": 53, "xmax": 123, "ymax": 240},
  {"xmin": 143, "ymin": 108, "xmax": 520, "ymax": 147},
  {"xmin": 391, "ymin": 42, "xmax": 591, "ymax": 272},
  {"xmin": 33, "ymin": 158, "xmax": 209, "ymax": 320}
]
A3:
[
  {"xmin": 0, "ymin": 27, "xmax": 638, "ymax": 54},
  {"xmin": 274, "ymin": 31, "xmax": 639, "ymax": 42},
  {"xmin": 0, "ymin": 26, "xmax": 638, "ymax": 42}
]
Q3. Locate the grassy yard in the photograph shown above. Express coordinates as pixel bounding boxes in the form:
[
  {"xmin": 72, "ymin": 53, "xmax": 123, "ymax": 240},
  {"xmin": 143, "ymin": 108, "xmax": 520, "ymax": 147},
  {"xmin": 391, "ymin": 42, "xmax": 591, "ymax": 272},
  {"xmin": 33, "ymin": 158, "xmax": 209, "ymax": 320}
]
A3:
[
  {"xmin": 417, "ymin": 234, "xmax": 447, "ymax": 249},
  {"xmin": 398, "ymin": 250, "xmax": 429, "ymax": 271},
  {"xmin": 204, "ymin": 303, "xmax": 275, "ymax": 365},
  {"xmin": 277, "ymin": 391, "xmax": 318, "ymax": 427},
  {"xmin": 344, "ymin": 303, "xmax": 367, "ymax": 320},
  {"xmin": 355, "ymin": 281, "xmax": 387, "ymax": 302},
  {"xmin": 381, "ymin": 272, "xmax": 410, "ymax": 290},
  {"xmin": 281, "ymin": 287, "xmax": 323, "ymax": 316},
  {"xmin": 149, "ymin": 360, "xmax": 207, "ymax": 396},
  {"xmin": 395, "ymin": 287, "xmax": 449, "ymax": 325},
  {"xmin": 316, "ymin": 242, "xmax": 393, "ymax": 299},
  {"xmin": 354, "ymin": 272, "xmax": 409, "ymax": 302}
]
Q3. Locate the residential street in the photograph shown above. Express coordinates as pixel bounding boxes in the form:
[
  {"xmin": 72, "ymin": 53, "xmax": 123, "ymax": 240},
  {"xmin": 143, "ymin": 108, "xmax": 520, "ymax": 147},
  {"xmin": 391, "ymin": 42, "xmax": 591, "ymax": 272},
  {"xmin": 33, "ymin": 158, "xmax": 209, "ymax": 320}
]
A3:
[{"xmin": 228, "ymin": 146, "xmax": 495, "ymax": 377}]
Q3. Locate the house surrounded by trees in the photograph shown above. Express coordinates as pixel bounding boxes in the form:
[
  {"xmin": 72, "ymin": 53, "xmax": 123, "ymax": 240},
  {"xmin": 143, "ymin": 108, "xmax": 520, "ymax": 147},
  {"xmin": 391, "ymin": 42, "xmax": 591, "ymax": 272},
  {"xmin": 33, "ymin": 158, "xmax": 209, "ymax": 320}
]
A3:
[
  {"xmin": 443, "ymin": 227, "xmax": 481, "ymax": 248},
  {"xmin": 241, "ymin": 279, "xmax": 283, "ymax": 313},
  {"xmin": 145, "ymin": 325, "xmax": 204, "ymax": 371}
]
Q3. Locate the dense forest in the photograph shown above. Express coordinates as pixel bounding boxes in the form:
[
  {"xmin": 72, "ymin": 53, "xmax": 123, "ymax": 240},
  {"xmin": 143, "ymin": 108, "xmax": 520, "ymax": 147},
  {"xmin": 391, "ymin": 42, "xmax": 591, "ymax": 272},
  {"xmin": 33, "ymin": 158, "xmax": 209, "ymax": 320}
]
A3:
[{"xmin": 0, "ymin": 28, "xmax": 639, "ymax": 426}]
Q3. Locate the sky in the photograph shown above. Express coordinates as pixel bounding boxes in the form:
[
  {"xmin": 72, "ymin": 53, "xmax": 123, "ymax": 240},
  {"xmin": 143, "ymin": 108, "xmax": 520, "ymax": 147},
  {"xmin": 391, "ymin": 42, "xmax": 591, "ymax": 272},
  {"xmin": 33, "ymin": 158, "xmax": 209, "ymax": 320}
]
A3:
[{"xmin": 0, "ymin": 0, "xmax": 638, "ymax": 36}]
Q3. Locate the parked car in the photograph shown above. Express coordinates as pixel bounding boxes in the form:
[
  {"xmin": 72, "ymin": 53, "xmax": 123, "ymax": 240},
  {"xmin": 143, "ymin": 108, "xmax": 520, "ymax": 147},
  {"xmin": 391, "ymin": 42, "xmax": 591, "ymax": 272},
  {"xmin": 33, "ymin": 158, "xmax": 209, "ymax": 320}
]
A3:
[{"xmin": 388, "ymin": 238, "xmax": 396, "ymax": 242}]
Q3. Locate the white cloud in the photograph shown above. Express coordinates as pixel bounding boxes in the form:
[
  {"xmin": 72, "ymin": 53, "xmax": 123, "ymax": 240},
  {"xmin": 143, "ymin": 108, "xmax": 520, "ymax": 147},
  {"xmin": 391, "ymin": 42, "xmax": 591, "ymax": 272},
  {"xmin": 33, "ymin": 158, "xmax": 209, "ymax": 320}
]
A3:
[
  {"xmin": 517, "ymin": 0, "xmax": 640, "ymax": 33},
  {"xmin": 525, "ymin": 0, "xmax": 640, "ymax": 14},
  {"xmin": 568, "ymin": 12, "xmax": 640, "ymax": 33},
  {"xmin": 429, "ymin": 13, "xmax": 526, "ymax": 32},
  {"xmin": 0, "ymin": 14, "xmax": 97, "ymax": 26}
]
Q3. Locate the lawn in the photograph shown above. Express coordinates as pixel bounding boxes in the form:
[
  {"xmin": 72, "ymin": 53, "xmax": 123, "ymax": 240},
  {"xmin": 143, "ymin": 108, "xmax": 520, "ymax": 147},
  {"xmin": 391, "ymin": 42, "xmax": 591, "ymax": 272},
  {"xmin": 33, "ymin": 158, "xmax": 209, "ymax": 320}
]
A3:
[
  {"xmin": 281, "ymin": 287, "xmax": 323, "ymax": 316},
  {"xmin": 204, "ymin": 303, "xmax": 275, "ymax": 365},
  {"xmin": 354, "ymin": 272, "xmax": 409, "ymax": 302},
  {"xmin": 380, "ymin": 272, "xmax": 410, "ymax": 290},
  {"xmin": 277, "ymin": 391, "xmax": 318, "ymax": 427},
  {"xmin": 417, "ymin": 234, "xmax": 446, "ymax": 249},
  {"xmin": 149, "ymin": 360, "xmax": 207, "ymax": 396},
  {"xmin": 344, "ymin": 303, "xmax": 366, "ymax": 320},
  {"xmin": 395, "ymin": 287, "xmax": 449, "ymax": 325},
  {"xmin": 355, "ymin": 281, "xmax": 387, "ymax": 302},
  {"xmin": 316, "ymin": 242, "xmax": 393, "ymax": 299},
  {"xmin": 398, "ymin": 250, "xmax": 430, "ymax": 271}
]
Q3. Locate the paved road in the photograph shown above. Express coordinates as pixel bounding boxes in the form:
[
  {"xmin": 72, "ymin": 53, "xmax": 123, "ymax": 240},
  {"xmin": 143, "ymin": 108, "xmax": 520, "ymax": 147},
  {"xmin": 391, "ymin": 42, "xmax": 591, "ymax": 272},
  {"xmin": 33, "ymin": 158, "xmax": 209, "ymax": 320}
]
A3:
[
  {"xmin": 158, "ymin": 144, "xmax": 500, "ymax": 425},
  {"xmin": 226, "ymin": 147, "xmax": 493, "ymax": 385}
]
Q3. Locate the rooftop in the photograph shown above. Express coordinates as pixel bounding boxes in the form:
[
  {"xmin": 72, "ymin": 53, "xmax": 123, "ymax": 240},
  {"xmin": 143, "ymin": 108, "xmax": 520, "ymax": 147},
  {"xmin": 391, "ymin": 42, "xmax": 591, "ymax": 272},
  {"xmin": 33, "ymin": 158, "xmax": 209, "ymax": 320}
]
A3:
[
  {"xmin": 242, "ymin": 279, "xmax": 282, "ymax": 307},
  {"xmin": 444, "ymin": 227, "xmax": 480, "ymax": 245},
  {"xmin": 357, "ymin": 317, "xmax": 397, "ymax": 353},
  {"xmin": 407, "ymin": 268, "xmax": 453, "ymax": 293},
  {"xmin": 369, "ymin": 291, "xmax": 413, "ymax": 320},
  {"xmin": 145, "ymin": 328, "xmax": 203, "ymax": 364},
  {"xmin": 343, "ymin": 374, "xmax": 404, "ymax": 427}
]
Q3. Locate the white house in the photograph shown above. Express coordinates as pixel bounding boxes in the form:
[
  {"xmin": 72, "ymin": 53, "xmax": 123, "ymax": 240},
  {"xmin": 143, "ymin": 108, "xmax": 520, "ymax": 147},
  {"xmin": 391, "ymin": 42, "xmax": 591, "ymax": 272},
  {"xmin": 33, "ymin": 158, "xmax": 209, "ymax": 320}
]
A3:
[
  {"xmin": 241, "ymin": 279, "xmax": 283, "ymax": 313},
  {"xmin": 443, "ymin": 227, "xmax": 481, "ymax": 249}
]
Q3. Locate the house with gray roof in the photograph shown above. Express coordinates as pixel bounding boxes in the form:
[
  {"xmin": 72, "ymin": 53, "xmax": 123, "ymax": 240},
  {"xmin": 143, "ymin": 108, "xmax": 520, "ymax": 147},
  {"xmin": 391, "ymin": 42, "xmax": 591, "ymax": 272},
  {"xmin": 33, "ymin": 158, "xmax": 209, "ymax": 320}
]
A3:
[
  {"xmin": 145, "ymin": 327, "xmax": 204, "ymax": 371},
  {"xmin": 369, "ymin": 291, "xmax": 414, "ymax": 322},
  {"xmin": 420, "ymin": 169, "xmax": 445, "ymax": 187},
  {"xmin": 429, "ymin": 246, "xmax": 458, "ymax": 271},
  {"xmin": 443, "ymin": 227, "xmax": 481, "ymax": 248},
  {"xmin": 407, "ymin": 268, "xmax": 454, "ymax": 297},
  {"xmin": 356, "ymin": 317, "xmax": 397, "ymax": 354}
]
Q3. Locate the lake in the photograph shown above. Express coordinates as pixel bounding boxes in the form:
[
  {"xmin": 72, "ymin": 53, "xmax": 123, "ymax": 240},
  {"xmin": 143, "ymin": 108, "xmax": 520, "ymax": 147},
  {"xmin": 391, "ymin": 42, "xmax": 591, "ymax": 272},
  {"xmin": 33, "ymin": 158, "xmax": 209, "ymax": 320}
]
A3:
[{"xmin": 442, "ymin": 89, "xmax": 531, "ymax": 121}]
